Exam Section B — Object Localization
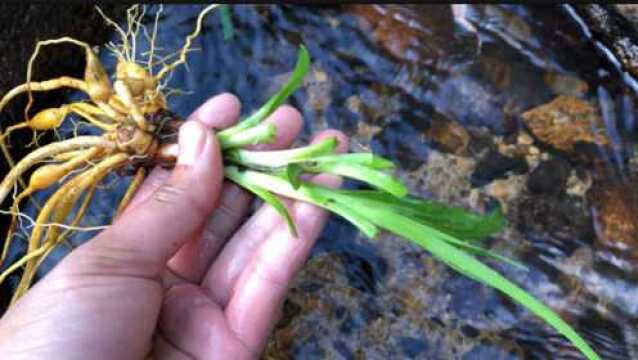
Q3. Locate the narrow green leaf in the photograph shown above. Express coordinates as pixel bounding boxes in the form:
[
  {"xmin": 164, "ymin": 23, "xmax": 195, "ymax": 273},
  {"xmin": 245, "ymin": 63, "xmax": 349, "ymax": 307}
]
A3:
[
  {"xmin": 225, "ymin": 167, "xmax": 379, "ymax": 239},
  {"xmin": 338, "ymin": 190, "xmax": 505, "ymax": 242},
  {"xmin": 219, "ymin": 5, "xmax": 235, "ymax": 41},
  {"xmin": 219, "ymin": 45, "xmax": 311, "ymax": 138},
  {"xmin": 242, "ymin": 183, "xmax": 298, "ymax": 237},
  {"xmin": 219, "ymin": 122, "xmax": 276, "ymax": 149},
  {"xmin": 327, "ymin": 190, "xmax": 521, "ymax": 268},
  {"xmin": 286, "ymin": 164, "xmax": 304, "ymax": 189},
  {"xmin": 225, "ymin": 137, "xmax": 338, "ymax": 168},
  {"xmin": 323, "ymin": 200, "xmax": 379, "ymax": 238},
  {"xmin": 305, "ymin": 163, "xmax": 408, "ymax": 198},
  {"xmin": 311, "ymin": 153, "xmax": 396, "ymax": 169}
]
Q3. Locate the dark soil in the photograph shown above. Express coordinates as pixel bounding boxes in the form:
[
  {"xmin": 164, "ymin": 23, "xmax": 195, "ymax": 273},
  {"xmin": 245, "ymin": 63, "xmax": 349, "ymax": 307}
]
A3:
[{"xmin": 0, "ymin": 3, "xmax": 124, "ymax": 312}]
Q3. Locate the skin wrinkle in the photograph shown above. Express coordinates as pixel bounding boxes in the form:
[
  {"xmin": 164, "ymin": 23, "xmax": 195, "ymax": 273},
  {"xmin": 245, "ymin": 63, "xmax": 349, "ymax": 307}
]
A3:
[
  {"xmin": 151, "ymin": 182, "xmax": 210, "ymax": 221},
  {"xmin": 69, "ymin": 241, "xmax": 165, "ymax": 280}
]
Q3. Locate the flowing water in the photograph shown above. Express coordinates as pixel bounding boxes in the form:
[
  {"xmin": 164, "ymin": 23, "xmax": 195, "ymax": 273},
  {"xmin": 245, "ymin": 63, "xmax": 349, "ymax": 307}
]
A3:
[{"xmin": 5, "ymin": 4, "xmax": 638, "ymax": 359}]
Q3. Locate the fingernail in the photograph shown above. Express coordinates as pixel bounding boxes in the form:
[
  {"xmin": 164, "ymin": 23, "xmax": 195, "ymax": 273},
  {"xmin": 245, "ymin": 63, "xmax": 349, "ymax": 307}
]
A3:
[{"xmin": 177, "ymin": 121, "xmax": 207, "ymax": 166}]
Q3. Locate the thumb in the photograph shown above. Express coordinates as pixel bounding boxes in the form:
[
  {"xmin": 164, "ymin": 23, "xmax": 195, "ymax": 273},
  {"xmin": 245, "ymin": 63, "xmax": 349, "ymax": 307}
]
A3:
[{"xmin": 72, "ymin": 121, "xmax": 223, "ymax": 278}]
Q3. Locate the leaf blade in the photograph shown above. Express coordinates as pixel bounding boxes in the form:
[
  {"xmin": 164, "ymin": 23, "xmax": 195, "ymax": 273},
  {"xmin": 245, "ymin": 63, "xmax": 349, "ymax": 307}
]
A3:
[
  {"xmin": 306, "ymin": 163, "xmax": 408, "ymax": 198},
  {"xmin": 219, "ymin": 45, "xmax": 311, "ymax": 138},
  {"xmin": 241, "ymin": 183, "xmax": 298, "ymax": 237}
]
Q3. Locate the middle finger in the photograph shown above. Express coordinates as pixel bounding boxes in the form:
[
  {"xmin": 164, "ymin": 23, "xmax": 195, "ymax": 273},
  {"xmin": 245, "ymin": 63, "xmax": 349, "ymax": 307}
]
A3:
[{"xmin": 165, "ymin": 104, "xmax": 303, "ymax": 284}]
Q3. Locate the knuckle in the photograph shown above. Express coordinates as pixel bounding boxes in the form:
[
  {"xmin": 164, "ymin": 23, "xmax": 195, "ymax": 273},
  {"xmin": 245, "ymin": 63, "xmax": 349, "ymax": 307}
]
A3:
[
  {"xmin": 152, "ymin": 183, "xmax": 187, "ymax": 205},
  {"xmin": 152, "ymin": 183, "xmax": 210, "ymax": 218}
]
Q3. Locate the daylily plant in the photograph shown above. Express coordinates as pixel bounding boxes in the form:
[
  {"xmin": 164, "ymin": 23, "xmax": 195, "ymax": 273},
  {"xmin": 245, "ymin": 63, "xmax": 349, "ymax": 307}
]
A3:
[{"xmin": 219, "ymin": 45, "xmax": 600, "ymax": 360}]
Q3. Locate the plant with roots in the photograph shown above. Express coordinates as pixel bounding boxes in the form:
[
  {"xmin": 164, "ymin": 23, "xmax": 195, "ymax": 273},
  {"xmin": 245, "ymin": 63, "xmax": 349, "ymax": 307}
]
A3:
[{"xmin": 0, "ymin": 5, "xmax": 599, "ymax": 360}]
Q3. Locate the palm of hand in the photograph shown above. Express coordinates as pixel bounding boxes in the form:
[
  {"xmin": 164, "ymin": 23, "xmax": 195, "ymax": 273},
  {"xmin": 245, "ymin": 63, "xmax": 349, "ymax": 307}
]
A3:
[{"xmin": 0, "ymin": 94, "xmax": 347, "ymax": 360}]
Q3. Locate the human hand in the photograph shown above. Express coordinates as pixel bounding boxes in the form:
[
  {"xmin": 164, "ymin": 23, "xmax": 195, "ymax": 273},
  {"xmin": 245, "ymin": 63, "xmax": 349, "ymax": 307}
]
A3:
[{"xmin": 0, "ymin": 93, "xmax": 347, "ymax": 360}]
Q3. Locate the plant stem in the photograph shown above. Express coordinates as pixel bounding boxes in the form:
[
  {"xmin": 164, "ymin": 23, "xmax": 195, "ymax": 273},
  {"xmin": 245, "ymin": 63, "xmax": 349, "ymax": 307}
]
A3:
[
  {"xmin": 225, "ymin": 137, "xmax": 337, "ymax": 168},
  {"xmin": 218, "ymin": 122, "xmax": 276, "ymax": 149}
]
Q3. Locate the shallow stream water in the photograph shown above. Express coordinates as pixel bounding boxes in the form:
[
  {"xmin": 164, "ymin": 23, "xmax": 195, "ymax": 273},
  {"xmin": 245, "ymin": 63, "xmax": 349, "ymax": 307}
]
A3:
[{"xmin": 6, "ymin": 4, "xmax": 638, "ymax": 359}]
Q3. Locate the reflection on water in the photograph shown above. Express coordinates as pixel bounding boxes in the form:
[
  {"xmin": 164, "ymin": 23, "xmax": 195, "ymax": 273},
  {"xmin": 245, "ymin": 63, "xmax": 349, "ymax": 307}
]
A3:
[{"xmin": 6, "ymin": 4, "xmax": 638, "ymax": 359}]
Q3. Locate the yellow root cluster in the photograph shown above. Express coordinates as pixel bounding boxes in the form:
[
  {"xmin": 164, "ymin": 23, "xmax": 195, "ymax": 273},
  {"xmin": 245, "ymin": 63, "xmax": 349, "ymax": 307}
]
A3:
[{"xmin": 0, "ymin": 4, "xmax": 219, "ymax": 305}]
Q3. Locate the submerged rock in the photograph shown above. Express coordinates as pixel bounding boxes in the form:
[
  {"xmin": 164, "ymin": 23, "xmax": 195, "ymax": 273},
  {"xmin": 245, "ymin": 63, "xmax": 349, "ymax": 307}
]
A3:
[
  {"xmin": 526, "ymin": 158, "xmax": 571, "ymax": 196},
  {"xmin": 471, "ymin": 150, "xmax": 528, "ymax": 187},
  {"xmin": 572, "ymin": 4, "xmax": 638, "ymax": 78},
  {"xmin": 424, "ymin": 114, "xmax": 471, "ymax": 156},
  {"xmin": 520, "ymin": 95, "xmax": 610, "ymax": 153},
  {"xmin": 588, "ymin": 177, "xmax": 638, "ymax": 252},
  {"xmin": 543, "ymin": 71, "xmax": 589, "ymax": 97},
  {"xmin": 514, "ymin": 193, "xmax": 594, "ymax": 253},
  {"xmin": 345, "ymin": 4, "xmax": 458, "ymax": 66}
]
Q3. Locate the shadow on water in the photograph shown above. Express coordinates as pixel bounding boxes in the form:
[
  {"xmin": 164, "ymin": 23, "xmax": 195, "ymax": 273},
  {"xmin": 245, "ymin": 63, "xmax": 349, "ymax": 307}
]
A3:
[{"xmin": 3, "ymin": 4, "xmax": 638, "ymax": 359}]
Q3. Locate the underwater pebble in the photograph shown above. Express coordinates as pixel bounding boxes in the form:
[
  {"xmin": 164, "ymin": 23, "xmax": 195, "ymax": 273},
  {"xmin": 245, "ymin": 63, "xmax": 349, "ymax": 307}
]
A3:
[
  {"xmin": 526, "ymin": 158, "xmax": 571, "ymax": 196},
  {"xmin": 521, "ymin": 95, "xmax": 610, "ymax": 152}
]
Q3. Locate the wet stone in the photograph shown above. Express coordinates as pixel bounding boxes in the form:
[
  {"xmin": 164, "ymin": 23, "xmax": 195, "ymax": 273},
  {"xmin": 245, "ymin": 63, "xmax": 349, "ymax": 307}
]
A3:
[
  {"xmin": 588, "ymin": 177, "xmax": 638, "ymax": 253},
  {"xmin": 526, "ymin": 157, "xmax": 571, "ymax": 196},
  {"xmin": 371, "ymin": 119, "xmax": 430, "ymax": 171},
  {"xmin": 577, "ymin": 309, "xmax": 632, "ymax": 359},
  {"xmin": 615, "ymin": 4, "xmax": 638, "ymax": 28},
  {"xmin": 346, "ymin": 4, "xmax": 458, "ymax": 66},
  {"xmin": 423, "ymin": 114, "xmax": 472, "ymax": 156},
  {"xmin": 543, "ymin": 71, "xmax": 589, "ymax": 97},
  {"xmin": 471, "ymin": 150, "xmax": 529, "ymax": 187},
  {"xmin": 333, "ymin": 340, "xmax": 356, "ymax": 360},
  {"xmin": 520, "ymin": 95, "xmax": 610, "ymax": 153},
  {"xmin": 461, "ymin": 342, "xmax": 519, "ymax": 360},
  {"xmin": 429, "ymin": 74, "xmax": 508, "ymax": 132},
  {"xmin": 338, "ymin": 251, "xmax": 387, "ymax": 294},
  {"xmin": 484, "ymin": 175, "xmax": 527, "ymax": 214},
  {"xmin": 467, "ymin": 133, "xmax": 498, "ymax": 158},
  {"xmin": 460, "ymin": 324, "xmax": 480, "ymax": 338},
  {"xmin": 513, "ymin": 194, "xmax": 594, "ymax": 253},
  {"xmin": 397, "ymin": 336, "xmax": 429, "ymax": 357},
  {"xmin": 575, "ymin": 4, "xmax": 638, "ymax": 78}
]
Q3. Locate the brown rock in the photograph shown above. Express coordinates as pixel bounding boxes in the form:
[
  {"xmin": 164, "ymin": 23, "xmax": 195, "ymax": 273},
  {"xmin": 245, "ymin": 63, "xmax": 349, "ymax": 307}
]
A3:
[
  {"xmin": 520, "ymin": 95, "xmax": 610, "ymax": 152},
  {"xmin": 543, "ymin": 72, "xmax": 589, "ymax": 97},
  {"xmin": 345, "ymin": 4, "xmax": 453, "ymax": 65},
  {"xmin": 588, "ymin": 178, "xmax": 638, "ymax": 251},
  {"xmin": 615, "ymin": 4, "xmax": 638, "ymax": 27},
  {"xmin": 424, "ymin": 116, "xmax": 471, "ymax": 156}
]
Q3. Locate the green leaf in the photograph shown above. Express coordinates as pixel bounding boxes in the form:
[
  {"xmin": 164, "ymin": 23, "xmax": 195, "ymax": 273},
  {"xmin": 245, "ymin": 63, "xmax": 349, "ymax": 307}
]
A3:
[
  {"xmin": 225, "ymin": 137, "xmax": 338, "ymax": 168},
  {"xmin": 219, "ymin": 5, "xmax": 235, "ymax": 41},
  {"xmin": 241, "ymin": 182, "xmax": 298, "ymax": 237},
  {"xmin": 305, "ymin": 163, "xmax": 408, "ymax": 198},
  {"xmin": 337, "ymin": 190, "xmax": 505, "ymax": 242},
  {"xmin": 323, "ymin": 200, "xmax": 379, "ymax": 238},
  {"xmin": 219, "ymin": 122, "xmax": 276, "ymax": 149},
  {"xmin": 219, "ymin": 45, "xmax": 311, "ymax": 138},
  {"xmin": 327, "ymin": 190, "xmax": 521, "ymax": 268},
  {"xmin": 286, "ymin": 164, "xmax": 304, "ymax": 189},
  {"xmin": 310, "ymin": 153, "xmax": 396, "ymax": 169}
]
